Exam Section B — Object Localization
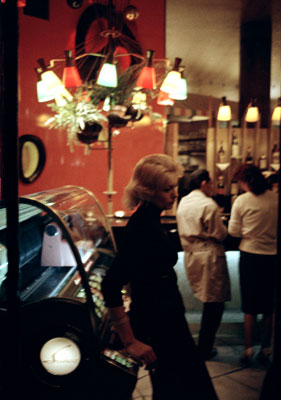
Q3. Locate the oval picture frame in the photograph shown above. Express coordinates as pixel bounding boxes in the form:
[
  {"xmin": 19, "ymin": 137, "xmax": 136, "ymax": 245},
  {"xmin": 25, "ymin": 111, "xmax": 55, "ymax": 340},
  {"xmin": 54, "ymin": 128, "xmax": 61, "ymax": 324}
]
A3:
[{"xmin": 19, "ymin": 135, "xmax": 46, "ymax": 183}]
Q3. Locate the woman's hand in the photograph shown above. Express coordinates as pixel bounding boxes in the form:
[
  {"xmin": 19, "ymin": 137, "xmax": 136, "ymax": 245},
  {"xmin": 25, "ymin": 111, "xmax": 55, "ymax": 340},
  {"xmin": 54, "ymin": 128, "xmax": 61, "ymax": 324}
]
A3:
[{"xmin": 125, "ymin": 339, "xmax": 157, "ymax": 366}]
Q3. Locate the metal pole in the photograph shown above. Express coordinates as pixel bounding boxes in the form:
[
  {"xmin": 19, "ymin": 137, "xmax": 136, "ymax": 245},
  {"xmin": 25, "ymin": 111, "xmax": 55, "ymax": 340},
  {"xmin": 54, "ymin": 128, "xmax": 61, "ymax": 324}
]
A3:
[{"xmin": 103, "ymin": 125, "xmax": 116, "ymax": 217}]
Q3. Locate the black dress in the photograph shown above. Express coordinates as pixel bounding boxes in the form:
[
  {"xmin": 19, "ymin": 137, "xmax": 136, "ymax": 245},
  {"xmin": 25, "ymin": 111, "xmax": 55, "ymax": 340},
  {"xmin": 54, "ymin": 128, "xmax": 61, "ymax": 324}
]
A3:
[{"xmin": 102, "ymin": 202, "xmax": 218, "ymax": 400}]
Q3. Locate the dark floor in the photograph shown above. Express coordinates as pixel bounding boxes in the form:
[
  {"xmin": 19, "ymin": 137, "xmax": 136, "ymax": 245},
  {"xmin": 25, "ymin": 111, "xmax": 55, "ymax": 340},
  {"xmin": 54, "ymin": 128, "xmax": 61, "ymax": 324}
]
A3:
[{"xmin": 132, "ymin": 311, "xmax": 269, "ymax": 400}]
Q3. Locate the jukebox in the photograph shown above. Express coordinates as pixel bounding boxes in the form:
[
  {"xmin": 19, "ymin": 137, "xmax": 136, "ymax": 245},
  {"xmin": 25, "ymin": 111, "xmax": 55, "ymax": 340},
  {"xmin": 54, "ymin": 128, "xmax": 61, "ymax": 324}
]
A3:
[{"xmin": 0, "ymin": 186, "xmax": 138, "ymax": 399}]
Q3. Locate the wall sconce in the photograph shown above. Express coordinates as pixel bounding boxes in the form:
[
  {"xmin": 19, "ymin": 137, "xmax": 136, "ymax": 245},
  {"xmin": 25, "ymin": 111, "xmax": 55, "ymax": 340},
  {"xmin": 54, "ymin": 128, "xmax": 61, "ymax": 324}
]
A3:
[
  {"xmin": 217, "ymin": 96, "xmax": 231, "ymax": 121},
  {"xmin": 245, "ymin": 98, "xmax": 259, "ymax": 122},
  {"xmin": 271, "ymin": 97, "xmax": 281, "ymax": 125}
]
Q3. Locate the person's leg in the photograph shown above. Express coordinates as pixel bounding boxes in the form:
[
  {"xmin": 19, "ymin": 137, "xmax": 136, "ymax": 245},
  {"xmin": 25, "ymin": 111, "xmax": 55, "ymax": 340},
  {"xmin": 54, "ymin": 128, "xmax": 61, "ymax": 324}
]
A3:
[
  {"xmin": 198, "ymin": 302, "xmax": 224, "ymax": 359},
  {"xmin": 244, "ymin": 313, "xmax": 256, "ymax": 349},
  {"xmin": 240, "ymin": 313, "xmax": 256, "ymax": 363},
  {"xmin": 149, "ymin": 312, "xmax": 218, "ymax": 399}
]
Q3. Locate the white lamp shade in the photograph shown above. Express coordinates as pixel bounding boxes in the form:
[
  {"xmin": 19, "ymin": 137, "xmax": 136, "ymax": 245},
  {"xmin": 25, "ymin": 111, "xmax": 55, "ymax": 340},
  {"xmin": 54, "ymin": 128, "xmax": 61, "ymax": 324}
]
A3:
[
  {"xmin": 160, "ymin": 70, "xmax": 181, "ymax": 94},
  {"xmin": 245, "ymin": 106, "xmax": 259, "ymax": 122},
  {"xmin": 272, "ymin": 106, "xmax": 281, "ymax": 124},
  {"xmin": 217, "ymin": 105, "xmax": 232, "ymax": 121},
  {"xmin": 36, "ymin": 80, "xmax": 55, "ymax": 102},
  {"xmin": 169, "ymin": 78, "xmax": 188, "ymax": 100},
  {"xmin": 97, "ymin": 63, "xmax": 118, "ymax": 88},
  {"xmin": 41, "ymin": 70, "xmax": 65, "ymax": 97}
]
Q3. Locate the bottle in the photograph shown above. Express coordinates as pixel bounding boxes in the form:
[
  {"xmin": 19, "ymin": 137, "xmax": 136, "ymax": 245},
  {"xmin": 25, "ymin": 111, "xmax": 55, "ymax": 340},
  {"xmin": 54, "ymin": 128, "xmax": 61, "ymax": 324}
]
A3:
[
  {"xmin": 271, "ymin": 142, "xmax": 280, "ymax": 165},
  {"xmin": 231, "ymin": 134, "xmax": 240, "ymax": 158},
  {"xmin": 218, "ymin": 142, "xmax": 226, "ymax": 163},
  {"xmin": 245, "ymin": 146, "xmax": 253, "ymax": 164},
  {"xmin": 259, "ymin": 154, "xmax": 267, "ymax": 171},
  {"xmin": 217, "ymin": 175, "xmax": 225, "ymax": 195}
]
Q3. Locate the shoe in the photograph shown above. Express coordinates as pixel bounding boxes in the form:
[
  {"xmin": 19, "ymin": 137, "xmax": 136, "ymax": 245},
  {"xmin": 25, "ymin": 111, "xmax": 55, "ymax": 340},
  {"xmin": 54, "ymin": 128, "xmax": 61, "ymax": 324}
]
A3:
[
  {"xmin": 240, "ymin": 347, "xmax": 254, "ymax": 365},
  {"xmin": 256, "ymin": 348, "xmax": 272, "ymax": 365},
  {"xmin": 203, "ymin": 347, "xmax": 218, "ymax": 361}
]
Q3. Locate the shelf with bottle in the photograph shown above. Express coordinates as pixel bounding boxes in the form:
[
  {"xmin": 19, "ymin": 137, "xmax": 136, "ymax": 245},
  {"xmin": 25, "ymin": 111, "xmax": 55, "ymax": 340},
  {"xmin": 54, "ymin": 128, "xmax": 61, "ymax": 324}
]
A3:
[
  {"xmin": 230, "ymin": 132, "xmax": 242, "ymax": 160},
  {"xmin": 216, "ymin": 141, "xmax": 230, "ymax": 171}
]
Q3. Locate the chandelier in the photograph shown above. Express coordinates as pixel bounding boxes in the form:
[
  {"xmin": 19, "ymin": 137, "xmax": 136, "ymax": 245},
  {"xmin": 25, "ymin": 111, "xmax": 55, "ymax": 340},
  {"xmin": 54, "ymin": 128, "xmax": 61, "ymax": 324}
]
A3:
[{"xmin": 34, "ymin": 1, "xmax": 188, "ymax": 215}]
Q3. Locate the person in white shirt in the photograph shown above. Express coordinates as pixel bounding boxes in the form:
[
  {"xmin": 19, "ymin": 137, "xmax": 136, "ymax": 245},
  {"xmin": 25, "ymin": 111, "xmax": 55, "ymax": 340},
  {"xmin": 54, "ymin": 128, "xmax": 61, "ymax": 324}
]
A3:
[
  {"xmin": 177, "ymin": 169, "xmax": 231, "ymax": 360},
  {"xmin": 228, "ymin": 163, "xmax": 278, "ymax": 365}
]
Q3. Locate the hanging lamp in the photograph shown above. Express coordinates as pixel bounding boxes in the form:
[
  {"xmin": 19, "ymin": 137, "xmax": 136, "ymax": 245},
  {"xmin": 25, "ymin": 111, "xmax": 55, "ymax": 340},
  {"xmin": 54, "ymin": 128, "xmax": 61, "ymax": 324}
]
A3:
[
  {"xmin": 96, "ymin": 51, "xmax": 118, "ymax": 88},
  {"xmin": 62, "ymin": 50, "xmax": 82, "ymax": 88},
  {"xmin": 160, "ymin": 57, "xmax": 182, "ymax": 94},
  {"xmin": 35, "ymin": 68, "xmax": 55, "ymax": 103},
  {"xmin": 136, "ymin": 50, "xmax": 156, "ymax": 89},
  {"xmin": 271, "ymin": 97, "xmax": 281, "ymax": 124},
  {"xmin": 37, "ymin": 58, "xmax": 65, "ymax": 98},
  {"xmin": 157, "ymin": 90, "xmax": 174, "ymax": 106},
  {"xmin": 245, "ymin": 98, "xmax": 259, "ymax": 122},
  {"xmin": 169, "ymin": 70, "xmax": 188, "ymax": 100},
  {"xmin": 217, "ymin": 96, "xmax": 231, "ymax": 121}
]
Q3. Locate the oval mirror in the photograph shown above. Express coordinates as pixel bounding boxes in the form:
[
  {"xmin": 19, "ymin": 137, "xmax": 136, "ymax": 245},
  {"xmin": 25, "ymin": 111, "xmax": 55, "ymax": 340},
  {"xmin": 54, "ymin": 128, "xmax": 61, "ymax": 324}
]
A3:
[{"xmin": 19, "ymin": 135, "xmax": 46, "ymax": 183}]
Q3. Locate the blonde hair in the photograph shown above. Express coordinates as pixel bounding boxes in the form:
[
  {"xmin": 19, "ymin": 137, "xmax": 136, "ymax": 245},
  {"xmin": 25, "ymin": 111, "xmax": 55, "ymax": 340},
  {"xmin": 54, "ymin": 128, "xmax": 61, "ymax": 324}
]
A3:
[{"xmin": 123, "ymin": 154, "xmax": 184, "ymax": 209}]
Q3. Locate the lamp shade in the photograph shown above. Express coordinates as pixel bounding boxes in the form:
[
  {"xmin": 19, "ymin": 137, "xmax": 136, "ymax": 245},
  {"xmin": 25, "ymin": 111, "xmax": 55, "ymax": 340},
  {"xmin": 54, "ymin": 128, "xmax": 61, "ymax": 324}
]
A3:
[
  {"xmin": 35, "ymin": 68, "xmax": 54, "ymax": 102},
  {"xmin": 245, "ymin": 107, "xmax": 259, "ymax": 122},
  {"xmin": 169, "ymin": 76, "xmax": 188, "ymax": 100},
  {"xmin": 217, "ymin": 97, "xmax": 231, "ymax": 121},
  {"xmin": 160, "ymin": 70, "xmax": 181, "ymax": 94},
  {"xmin": 136, "ymin": 67, "xmax": 156, "ymax": 89},
  {"xmin": 157, "ymin": 90, "xmax": 174, "ymax": 106},
  {"xmin": 41, "ymin": 70, "xmax": 65, "ymax": 97},
  {"xmin": 136, "ymin": 50, "xmax": 156, "ymax": 89},
  {"xmin": 97, "ymin": 62, "xmax": 118, "ymax": 88},
  {"xmin": 245, "ymin": 99, "xmax": 259, "ymax": 122},
  {"xmin": 37, "ymin": 80, "xmax": 55, "ymax": 102},
  {"xmin": 160, "ymin": 57, "xmax": 182, "ymax": 94},
  {"xmin": 63, "ymin": 50, "xmax": 82, "ymax": 88},
  {"xmin": 272, "ymin": 97, "xmax": 281, "ymax": 124}
]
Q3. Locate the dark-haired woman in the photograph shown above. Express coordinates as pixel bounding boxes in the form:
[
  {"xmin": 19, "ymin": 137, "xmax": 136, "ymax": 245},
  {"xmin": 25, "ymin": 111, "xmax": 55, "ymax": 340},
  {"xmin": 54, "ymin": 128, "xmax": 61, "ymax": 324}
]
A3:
[{"xmin": 228, "ymin": 164, "xmax": 278, "ymax": 365}]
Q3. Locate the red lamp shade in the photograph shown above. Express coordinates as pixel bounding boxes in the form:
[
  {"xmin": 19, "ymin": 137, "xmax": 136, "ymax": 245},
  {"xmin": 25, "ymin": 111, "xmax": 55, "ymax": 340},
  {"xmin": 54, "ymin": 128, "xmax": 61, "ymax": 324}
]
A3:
[
  {"xmin": 136, "ymin": 66, "xmax": 156, "ymax": 89},
  {"xmin": 136, "ymin": 50, "xmax": 156, "ymax": 89},
  {"xmin": 157, "ymin": 90, "xmax": 174, "ymax": 106},
  {"xmin": 62, "ymin": 50, "xmax": 82, "ymax": 88}
]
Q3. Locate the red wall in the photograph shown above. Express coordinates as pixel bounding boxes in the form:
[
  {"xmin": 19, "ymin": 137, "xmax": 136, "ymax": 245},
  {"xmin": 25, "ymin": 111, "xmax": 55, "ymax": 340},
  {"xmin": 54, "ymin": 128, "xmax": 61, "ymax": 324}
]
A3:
[{"xmin": 18, "ymin": 1, "xmax": 166, "ymax": 214}]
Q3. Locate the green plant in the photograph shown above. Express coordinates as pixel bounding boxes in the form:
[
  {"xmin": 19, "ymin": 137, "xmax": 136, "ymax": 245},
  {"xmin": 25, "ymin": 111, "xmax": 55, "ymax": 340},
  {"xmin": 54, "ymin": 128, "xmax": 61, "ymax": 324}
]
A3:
[{"xmin": 46, "ymin": 86, "xmax": 108, "ymax": 151}]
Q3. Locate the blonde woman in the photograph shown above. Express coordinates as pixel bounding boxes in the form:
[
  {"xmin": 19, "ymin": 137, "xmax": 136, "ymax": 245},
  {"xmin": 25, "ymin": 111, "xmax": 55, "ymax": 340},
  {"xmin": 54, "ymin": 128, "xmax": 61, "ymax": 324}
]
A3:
[{"xmin": 102, "ymin": 154, "xmax": 218, "ymax": 400}]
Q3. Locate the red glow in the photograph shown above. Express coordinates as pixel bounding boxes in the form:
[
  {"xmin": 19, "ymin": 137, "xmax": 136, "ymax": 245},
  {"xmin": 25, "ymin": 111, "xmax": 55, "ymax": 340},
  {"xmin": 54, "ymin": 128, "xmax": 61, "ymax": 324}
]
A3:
[
  {"xmin": 157, "ymin": 90, "xmax": 174, "ymax": 106},
  {"xmin": 63, "ymin": 66, "xmax": 82, "ymax": 88},
  {"xmin": 136, "ymin": 66, "xmax": 156, "ymax": 89}
]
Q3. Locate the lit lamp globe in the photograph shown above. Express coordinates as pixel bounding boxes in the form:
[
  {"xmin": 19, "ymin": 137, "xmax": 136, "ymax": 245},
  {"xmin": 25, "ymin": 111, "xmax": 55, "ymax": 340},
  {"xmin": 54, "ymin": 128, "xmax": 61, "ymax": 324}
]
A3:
[{"xmin": 217, "ymin": 97, "xmax": 231, "ymax": 121}]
